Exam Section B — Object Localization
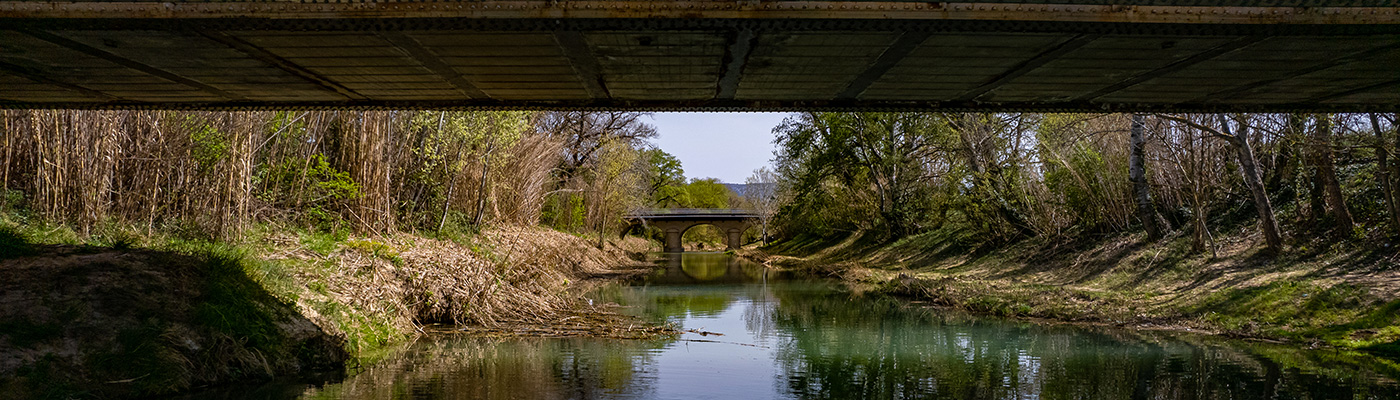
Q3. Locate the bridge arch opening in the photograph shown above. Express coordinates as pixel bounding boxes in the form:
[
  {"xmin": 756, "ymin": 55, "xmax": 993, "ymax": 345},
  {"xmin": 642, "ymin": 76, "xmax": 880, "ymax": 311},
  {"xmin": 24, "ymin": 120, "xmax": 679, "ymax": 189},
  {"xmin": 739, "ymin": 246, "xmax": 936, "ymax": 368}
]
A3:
[{"xmin": 679, "ymin": 223, "xmax": 758, "ymax": 252}]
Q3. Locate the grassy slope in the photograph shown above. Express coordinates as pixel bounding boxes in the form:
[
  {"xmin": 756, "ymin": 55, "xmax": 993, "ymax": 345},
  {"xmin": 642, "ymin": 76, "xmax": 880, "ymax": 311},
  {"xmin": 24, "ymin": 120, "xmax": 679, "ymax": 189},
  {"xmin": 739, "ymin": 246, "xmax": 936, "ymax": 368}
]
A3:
[
  {"xmin": 0, "ymin": 217, "xmax": 659, "ymax": 398},
  {"xmin": 754, "ymin": 225, "xmax": 1400, "ymax": 360}
]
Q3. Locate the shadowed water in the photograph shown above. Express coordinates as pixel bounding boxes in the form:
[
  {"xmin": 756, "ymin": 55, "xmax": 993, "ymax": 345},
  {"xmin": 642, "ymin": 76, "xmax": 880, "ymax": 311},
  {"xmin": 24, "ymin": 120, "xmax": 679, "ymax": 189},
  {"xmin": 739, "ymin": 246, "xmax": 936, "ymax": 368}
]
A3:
[{"xmin": 194, "ymin": 253, "xmax": 1400, "ymax": 399}]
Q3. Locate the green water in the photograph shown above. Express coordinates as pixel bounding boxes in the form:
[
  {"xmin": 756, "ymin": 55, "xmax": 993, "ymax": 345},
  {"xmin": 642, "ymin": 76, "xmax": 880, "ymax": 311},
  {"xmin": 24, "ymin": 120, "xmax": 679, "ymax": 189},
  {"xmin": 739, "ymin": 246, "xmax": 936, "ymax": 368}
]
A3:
[{"xmin": 207, "ymin": 253, "xmax": 1400, "ymax": 399}]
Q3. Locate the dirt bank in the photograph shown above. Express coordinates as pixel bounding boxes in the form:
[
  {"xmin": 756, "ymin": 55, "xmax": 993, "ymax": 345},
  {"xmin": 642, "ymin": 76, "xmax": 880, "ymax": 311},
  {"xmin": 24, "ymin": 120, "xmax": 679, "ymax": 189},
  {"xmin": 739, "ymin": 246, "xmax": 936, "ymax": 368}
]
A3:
[
  {"xmin": 0, "ymin": 224, "xmax": 669, "ymax": 398},
  {"xmin": 746, "ymin": 228, "xmax": 1400, "ymax": 358},
  {"xmin": 0, "ymin": 245, "xmax": 346, "ymax": 398}
]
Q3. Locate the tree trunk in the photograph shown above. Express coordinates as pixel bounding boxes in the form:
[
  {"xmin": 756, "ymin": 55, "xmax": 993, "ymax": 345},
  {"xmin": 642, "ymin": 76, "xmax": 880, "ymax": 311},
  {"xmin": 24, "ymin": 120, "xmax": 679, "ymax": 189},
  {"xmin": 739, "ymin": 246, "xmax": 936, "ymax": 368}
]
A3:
[
  {"xmin": 1221, "ymin": 115, "xmax": 1282, "ymax": 253},
  {"xmin": 1373, "ymin": 113, "xmax": 1400, "ymax": 234},
  {"xmin": 1270, "ymin": 114, "xmax": 1304, "ymax": 205},
  {"xmin": 470, "ymin": 154, "xmax": 490, "ymax": 227},
  {"xmin": 1129, "ymin": 114, "xmax": 1162, "ymax": 241},
  {"xmin": 1313, "ymin": 115, "xmax": 1355, "ymax": 235},
  {"xmin": 1308, "ymin": 163, "xmax": 1324, "ymax": 227}
]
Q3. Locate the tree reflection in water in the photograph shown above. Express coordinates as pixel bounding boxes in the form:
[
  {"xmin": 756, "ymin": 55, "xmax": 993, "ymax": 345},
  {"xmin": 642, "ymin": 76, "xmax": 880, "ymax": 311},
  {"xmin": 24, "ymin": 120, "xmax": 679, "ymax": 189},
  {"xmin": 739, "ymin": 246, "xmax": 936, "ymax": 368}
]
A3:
[
  {"xmin": 765, "ymin": 282, "xmax": 1400, "ymax": 400},
  {"xmin": 201, "ymin": 254, "xmax": 1398, "ymax": 400},
  {"xmin": 300, "ymin": 337, "xmax": 664, "ymax": 400}
]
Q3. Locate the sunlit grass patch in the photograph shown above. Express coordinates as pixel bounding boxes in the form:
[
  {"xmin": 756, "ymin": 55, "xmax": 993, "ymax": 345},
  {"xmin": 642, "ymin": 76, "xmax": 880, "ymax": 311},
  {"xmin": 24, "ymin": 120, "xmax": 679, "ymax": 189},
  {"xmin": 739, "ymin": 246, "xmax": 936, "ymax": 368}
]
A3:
[{"xmin": 1193, "ymin": 282, "xmax": 1372, "ymax": 336}]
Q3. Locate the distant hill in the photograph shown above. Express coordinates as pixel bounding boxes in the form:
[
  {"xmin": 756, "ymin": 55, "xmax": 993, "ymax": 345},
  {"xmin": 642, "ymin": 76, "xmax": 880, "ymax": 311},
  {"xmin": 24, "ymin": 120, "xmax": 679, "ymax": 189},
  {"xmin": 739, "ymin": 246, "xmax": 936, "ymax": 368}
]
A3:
[
  {"xmin": 723, "ymin": 183, "xmax": 748, "ymax": 197},
  {"xmin": 724, "ymin": 182, "xmax": 775, "ymax": 198}
]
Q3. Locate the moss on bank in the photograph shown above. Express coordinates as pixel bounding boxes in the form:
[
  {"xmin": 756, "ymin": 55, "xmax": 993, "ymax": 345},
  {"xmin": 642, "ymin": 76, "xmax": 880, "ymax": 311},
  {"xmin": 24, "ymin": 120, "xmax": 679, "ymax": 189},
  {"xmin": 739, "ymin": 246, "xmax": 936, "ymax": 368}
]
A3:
[
  {"xmin": 751, "ymin": 227, "xmax": 1400, "ymax": 360},
  {"xmin": 0, "ymin": 219, "xmax": 659, "ymax": 398}
]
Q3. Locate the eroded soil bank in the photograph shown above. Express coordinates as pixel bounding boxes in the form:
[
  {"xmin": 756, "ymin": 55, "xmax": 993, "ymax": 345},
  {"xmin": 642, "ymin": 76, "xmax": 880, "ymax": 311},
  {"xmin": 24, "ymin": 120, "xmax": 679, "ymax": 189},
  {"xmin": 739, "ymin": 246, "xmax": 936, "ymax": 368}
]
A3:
[
  {"xmin": 0, "ymin": 246, "xmax": 347, "ymax": 398},
  {"xmin": 0, "ymin": 226, "xmax": 667, "ymax": 398},
  {"xmin": 744, "ymin": 229, "xmax": 1400, "ymax": 359}
]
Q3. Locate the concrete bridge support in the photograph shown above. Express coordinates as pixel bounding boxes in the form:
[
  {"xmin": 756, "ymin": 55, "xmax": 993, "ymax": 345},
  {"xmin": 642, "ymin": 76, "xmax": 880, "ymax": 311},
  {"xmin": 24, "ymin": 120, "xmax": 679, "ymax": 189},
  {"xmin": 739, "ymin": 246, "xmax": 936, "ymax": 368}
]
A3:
[{"xmin": 650, "ymin": 220, "xmax": 751, "ymax": 253}]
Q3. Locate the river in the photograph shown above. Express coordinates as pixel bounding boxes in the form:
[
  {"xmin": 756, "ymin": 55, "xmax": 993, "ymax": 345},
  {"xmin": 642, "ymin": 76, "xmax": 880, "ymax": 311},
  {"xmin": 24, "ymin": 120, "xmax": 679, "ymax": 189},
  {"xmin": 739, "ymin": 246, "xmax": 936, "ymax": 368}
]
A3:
[{"xmin": 201, "ymin": 253, "xmax": 1399, "ymax": 399}]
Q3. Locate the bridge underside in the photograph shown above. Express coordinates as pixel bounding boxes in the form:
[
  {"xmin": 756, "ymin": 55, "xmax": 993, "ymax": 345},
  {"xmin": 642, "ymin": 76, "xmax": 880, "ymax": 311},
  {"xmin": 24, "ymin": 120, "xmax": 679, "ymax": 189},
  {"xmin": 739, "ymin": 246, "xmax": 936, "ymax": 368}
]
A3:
[{"xmin": 2, "ymin": 1, "xmax": 1398, "ymax": 111}]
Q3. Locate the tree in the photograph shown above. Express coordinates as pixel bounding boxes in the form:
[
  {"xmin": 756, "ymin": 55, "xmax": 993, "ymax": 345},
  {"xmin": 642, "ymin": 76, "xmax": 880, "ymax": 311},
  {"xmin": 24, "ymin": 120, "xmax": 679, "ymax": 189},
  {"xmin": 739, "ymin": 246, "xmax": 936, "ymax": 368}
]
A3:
[
  {"xmin": 1373, "ymin": 113, "xmax": 1400, "ymax": 234},
  {"xmin": 642, "ymin": 148, "xmax": 687, "ymax": 207},
  {"xmin": 1311, "ymin": 115, "xmax": 1355, "ymax": 236},
  {"xmin": 537, "ymin": 111, "xmax": 657, "ymax": 232},
  {"xmin": 585, "ymin": 141, "xmax": 645, "ymax": 247},
  {"xmin": 1129, "ymin": 114, "xmax": 1162, "ymax": 241},
  {"xmin": 537, "ymin": 111, "xmax": 658, "ymax": 180},
  {"xmin": 1156, "ymin": 115, "xmax": 1225, "ymax": 255},
  {"xmin": 947, "ymin": 113, "xmax": 1038, "ymax": 238},
  {"xmin": 681, "ymin": 178, "xmax": 733, "ymax": 209},
  {"xmin": 407, "ymin": 111, "xmax": 530, "ymax": 232},
  {"xmin": 774, "ymin": 112, "xmax": 946, "ymax": 237},
  {"xmin": 745, "ymin": 167, "xmax": 780, "ymax": 245},
  {"xmin": 1156, "ymin": 114, "xmax": 1282, "ymax": 253}
]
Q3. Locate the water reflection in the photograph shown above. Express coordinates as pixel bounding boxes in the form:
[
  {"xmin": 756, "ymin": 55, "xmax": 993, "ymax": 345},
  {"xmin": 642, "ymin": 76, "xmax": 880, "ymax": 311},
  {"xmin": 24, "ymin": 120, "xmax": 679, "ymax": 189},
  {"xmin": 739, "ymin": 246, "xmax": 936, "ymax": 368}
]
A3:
[
  {"xmin": 207, "ymin": 253, "xmax": 1399, "ymax": 399},
  {"xmin": 648, "ymin": 252, "xmax": 776, "ymax": 284}
]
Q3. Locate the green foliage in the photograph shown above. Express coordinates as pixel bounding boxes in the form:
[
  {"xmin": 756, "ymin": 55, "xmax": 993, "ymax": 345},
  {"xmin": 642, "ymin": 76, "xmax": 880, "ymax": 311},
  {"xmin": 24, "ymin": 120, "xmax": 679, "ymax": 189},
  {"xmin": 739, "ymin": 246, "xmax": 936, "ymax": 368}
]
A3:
[
  {"xmin": 680, "ymin": 178, "xmax": 734, "ymax": 209},
  {"xmin": 1044, "ymin": 145, "xmax": 1111, "ymax": 227},
  {"xmin": 185, "ymin": 116, "xmax": 231, "ymax": 175},
  {"xmin": 299, "ymin": 227, "xmax": 350, "ymax": 256},
  {"xmin": 644, "ymin": 148, "xmax": 687, "ymax": 207},
  {"xmin": 258, "ymin": 154, "xmax": 361, "ymax": 229},
  {"xmin": 345, "ymin": 238, "xmax": 403, "ymax": 265},
  {"xmin": 772, "ymin": 112, "xmax": 949, "ymax": 237},
  {"xmin": 400, "ymin": 111, "xmax": 531, "ymax": 231},
  {"xmin": 0, "ymin": 189, "xmax": 24, "ymax": 213}
]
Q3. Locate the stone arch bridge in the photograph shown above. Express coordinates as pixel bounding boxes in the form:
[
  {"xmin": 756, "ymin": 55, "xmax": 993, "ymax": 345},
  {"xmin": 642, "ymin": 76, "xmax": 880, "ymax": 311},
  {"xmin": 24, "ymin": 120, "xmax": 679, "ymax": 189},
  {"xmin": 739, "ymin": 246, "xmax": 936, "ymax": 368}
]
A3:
[{"xmin": 626, "ymin": 209, "xmax": 758, "ymax": 253}]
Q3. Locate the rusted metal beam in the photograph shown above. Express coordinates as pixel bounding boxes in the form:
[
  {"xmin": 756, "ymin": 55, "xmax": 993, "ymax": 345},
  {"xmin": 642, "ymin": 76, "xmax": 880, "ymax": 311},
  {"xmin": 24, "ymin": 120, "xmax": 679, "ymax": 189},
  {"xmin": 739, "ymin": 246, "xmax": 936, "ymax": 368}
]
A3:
[
  {"xmin": 1076, "ymin": 36, "xmax": 1263, "ymax": 103},
  {"xmin": 2, "ymin": 2, "xmax": 1398, "ymax": 26},
  {"xmin": 554, "ymin": 31, "xmax": 608, "ymax": 99},
  {"xmin": 715, "ymin": 29, "xmax": 755, "ymax": 100},
  {"xmin": 379, "ymin": 31, "xmax": 489, "ymax": 100},
  {"xmin": 197, "ymin": 30, "xmax": 367, "ymax": 101},
  {"xmin": 19, "ymin": 29, "xmax": 243, "ymax": 101},
  {"xmin": 955, "ymin": 34, "xmax": 1098, "ymax": 102},
  {"xmin": 836, "ymin": 31, "xmax": 931, "ymax": 101},
  {"xmin": 3, "ymin": 98, "xmax": 1393, "ymax": 112}
]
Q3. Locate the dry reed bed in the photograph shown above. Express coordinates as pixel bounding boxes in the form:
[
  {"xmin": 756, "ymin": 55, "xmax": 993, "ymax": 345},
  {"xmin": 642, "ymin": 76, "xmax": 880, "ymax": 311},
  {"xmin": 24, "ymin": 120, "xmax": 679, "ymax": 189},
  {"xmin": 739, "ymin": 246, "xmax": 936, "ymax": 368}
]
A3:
[{"xmin": 270, "ymin": 226, "xmax": 663, "ymax": 340}]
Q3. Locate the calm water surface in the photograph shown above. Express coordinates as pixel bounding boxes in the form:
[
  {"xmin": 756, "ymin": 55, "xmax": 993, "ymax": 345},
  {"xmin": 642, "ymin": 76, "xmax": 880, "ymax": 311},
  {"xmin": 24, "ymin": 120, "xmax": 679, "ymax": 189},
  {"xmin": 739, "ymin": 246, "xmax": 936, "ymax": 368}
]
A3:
[{"xmin": 212, "ymin": 253, "xmax": 1400, "ymax": 399}]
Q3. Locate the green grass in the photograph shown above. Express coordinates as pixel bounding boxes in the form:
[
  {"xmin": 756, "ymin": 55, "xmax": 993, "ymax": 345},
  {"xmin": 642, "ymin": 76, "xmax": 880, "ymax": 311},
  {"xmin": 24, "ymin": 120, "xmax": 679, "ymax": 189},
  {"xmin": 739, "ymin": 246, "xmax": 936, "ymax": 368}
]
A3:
[
  {"xmin": 775, "ymin": 221, "xmax": 1400, "ymax": 361},
  {"xmin": 194, "ymin": 249, "xmax": 285, "ymax": 352},
  {"xmin": 300, "ymin": 227, "xmax": 350, "ymax": 256},
  {"xmin": 1193, "ymin": 281, "xmax": 1371, "ymax": 336}
]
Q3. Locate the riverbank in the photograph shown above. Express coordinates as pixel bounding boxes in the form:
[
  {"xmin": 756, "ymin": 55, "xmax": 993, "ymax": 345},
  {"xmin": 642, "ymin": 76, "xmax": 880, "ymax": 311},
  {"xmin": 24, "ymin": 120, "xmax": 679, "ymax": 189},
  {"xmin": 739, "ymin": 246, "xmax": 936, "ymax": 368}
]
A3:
[
  {"xmin": 0, "ymin": 222, "xmax": 668, "ymax": 398},
  {"xmin": 745, "ymin": 227, "xmax": 1400, "ymax": 360}
]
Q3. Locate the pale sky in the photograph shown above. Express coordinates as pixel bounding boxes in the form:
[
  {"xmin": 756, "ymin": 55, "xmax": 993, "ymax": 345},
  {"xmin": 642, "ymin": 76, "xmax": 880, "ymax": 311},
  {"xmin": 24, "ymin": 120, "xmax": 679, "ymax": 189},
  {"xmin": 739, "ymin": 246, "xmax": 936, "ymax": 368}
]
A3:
[{"xmin": 648, "ymin": 112, "xmax": 791, "ymax": 183}]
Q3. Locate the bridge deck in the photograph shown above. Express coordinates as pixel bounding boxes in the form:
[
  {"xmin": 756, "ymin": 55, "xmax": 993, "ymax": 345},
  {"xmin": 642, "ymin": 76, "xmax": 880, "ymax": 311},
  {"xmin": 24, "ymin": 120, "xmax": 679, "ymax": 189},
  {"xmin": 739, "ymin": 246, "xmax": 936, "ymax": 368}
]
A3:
[{"xmin": 2, "ymin": 1, "xmax": 1398, "ymax": 111}]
